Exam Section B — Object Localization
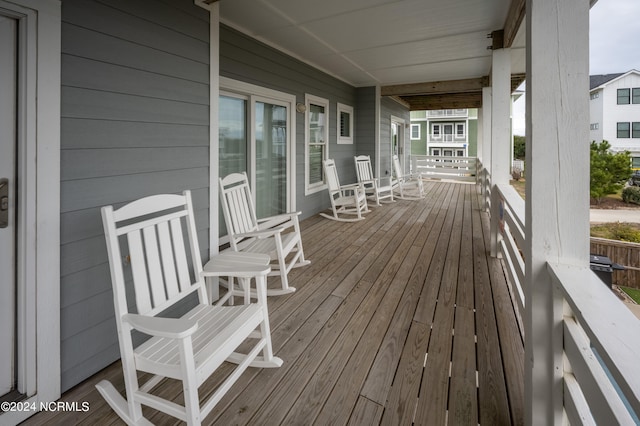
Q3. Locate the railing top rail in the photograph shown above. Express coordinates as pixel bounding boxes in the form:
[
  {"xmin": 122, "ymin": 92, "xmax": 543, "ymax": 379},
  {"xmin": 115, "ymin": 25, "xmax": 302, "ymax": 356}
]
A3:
[
  {"xmin": 495, "ymin": 183, "xmax": 525, "ymax": 231},
  {"xmin": 549, "ymin": 262, "xmax": 640, "ymax": 415}
]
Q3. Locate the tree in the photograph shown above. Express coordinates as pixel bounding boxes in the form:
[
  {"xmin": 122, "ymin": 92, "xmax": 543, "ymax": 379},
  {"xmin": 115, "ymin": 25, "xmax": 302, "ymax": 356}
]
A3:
[
  {"xmin": 513, "ymin": 135, "xmax": 526, "ymax": 159},
  {"xmin": 590, "ymin": 140, "xmax": 632, "ymax": 204}
]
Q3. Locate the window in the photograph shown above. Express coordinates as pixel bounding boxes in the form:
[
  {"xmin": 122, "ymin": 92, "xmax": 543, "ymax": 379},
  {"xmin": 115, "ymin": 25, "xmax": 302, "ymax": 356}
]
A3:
[
  {"xmin": 457, "ymin": 150, "xmax": 465, "ymax": 157},
  {"xmin": 411, "ymin": 124, "xmax": 421, "ymax": 140},
  {"xmin": 431, "ymin": 123, "xmax": 441, "ymax": 140},
  {"xmin": 590, "ymin": 123, "xmax": 599, "ymax": 130},
  {"xmin": 633, "ymin": 122, "xmax": 640, "ymax": 138},
  {"xmin": 305, "ymin": 94, "xmax": 329, "ymax": 194},
  {"xmin": 617, "ymin": 122, "xmax": 630, "ymax": 138},
  {"xmin": 633, "ymin": 88, "xmax": 640, "ymax": 104},
  {"xmin": 337, "ymin": 102, "xmax": 354, "ymax": 144},
  {"xmin": 590, "ymin": 92, "xmax": 599, "ymax": 100},
  {"xmin": 455, "ymin": 123, "xmax": 465, "ymax": 139},
  {"xmin": 432, "ymin": 148, "xmax": 440, "ymax": 156},
  {"xmin": 633, "ymin": 157, "xmax": 640, "ymax": 169},
  {"xmin": 617, "ymin": 88, "xmax": 630, "ymax": 104}
]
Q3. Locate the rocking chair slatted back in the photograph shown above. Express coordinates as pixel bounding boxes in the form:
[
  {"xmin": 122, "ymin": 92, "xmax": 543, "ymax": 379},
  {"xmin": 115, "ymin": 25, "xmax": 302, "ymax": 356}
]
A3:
[
  {"xmin": 102, "ymin": 192, "xmax": 207, "ymax": 318},
  {"xmin": 220, "ymin": 173, "xmax": 259, "ymax": 238},
  {"xmin": 355, "ymin": 156, "xmax": 374, "ymax": 182},
  {"xmin": 324, "ymin": 159, "xmax": 341, "ymax": 193}
]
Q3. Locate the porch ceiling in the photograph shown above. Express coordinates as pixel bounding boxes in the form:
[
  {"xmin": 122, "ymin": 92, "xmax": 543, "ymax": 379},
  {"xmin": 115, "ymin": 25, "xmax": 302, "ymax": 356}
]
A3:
[{"xmin": 219, "ymin": 0, "xmax": 526, "ymax": 109}]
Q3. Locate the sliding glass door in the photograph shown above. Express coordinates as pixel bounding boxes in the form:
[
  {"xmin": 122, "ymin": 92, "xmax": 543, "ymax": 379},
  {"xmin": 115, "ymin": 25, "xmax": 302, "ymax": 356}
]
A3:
[
  {"xmin": 219, "ymin": 85, "xmax": 293, "ymax": 238},
  {"xmin": 255, "ymin": 99, "xmax": 287, "ymax": 217}
]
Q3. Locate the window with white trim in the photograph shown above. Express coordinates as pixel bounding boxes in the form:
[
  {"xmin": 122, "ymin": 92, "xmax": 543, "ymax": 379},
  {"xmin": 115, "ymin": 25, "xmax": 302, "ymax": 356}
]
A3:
[
  {"xmin": 431, "ymin": 123, "xmax": 441, "ymax": 140},
  {"xmin": 305, "ymin": 94, "xmax": 329, "ymax": 194},
  {"xmin": 455, "ymin": 123, "xmax": 465, "ymax": 139},
  {"xmin": 410, "ymin": 124, "xmax": 421, "ymax": 140},
  {"xmin": 337, "ymin": 103, "xmax": 354, "ymax": 144}
]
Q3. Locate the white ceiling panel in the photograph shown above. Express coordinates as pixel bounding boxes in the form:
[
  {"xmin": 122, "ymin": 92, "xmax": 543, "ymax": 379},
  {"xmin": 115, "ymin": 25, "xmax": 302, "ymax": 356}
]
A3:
[
  {"xmin": 220, "ymin": 0, "xmax": 522, "ymax": 88},
  {"xmin": 369, "ymin": 57, "xmax": 493, "ymax": 86}
]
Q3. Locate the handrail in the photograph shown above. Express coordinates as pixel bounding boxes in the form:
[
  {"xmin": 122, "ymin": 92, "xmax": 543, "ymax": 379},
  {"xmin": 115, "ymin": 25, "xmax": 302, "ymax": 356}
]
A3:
[
  {"xmin": 549, "ymin": 262, "xmax": 640, "ymax": 424},
  {"xmin": 494, "ymin": 183, "xmax": 526, "ymax": 322},
  {"xmin": 411, "ymin": 155, "xmax": 476, "ymax": 182}
]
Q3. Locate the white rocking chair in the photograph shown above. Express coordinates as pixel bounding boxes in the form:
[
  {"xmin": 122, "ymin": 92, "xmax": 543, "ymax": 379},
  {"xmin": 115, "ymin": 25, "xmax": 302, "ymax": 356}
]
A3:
[
  {"xmin": 354, "ymin": 155, "xmax": 394, "ymax": 206},
  {"xmin": 219, "ymin": 172, "xmax": 310, "ymax": 296},
  {"xmin": 97, "ymin": 190, "xmax": 282, "ymax": 426},
  {"xmin": 392, "ymin": 154, "xmax": 425, "ymax": 199},
  {"xmin": 320, "ymin": 158, "xmax": 369, "ymax": 222}
]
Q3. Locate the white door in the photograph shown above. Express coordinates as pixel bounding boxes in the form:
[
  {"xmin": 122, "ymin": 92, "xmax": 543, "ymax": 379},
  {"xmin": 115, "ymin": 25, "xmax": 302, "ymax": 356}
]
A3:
[{"xmin": 0, "ymin": 12, "xmax": 17, "ymax": 396}]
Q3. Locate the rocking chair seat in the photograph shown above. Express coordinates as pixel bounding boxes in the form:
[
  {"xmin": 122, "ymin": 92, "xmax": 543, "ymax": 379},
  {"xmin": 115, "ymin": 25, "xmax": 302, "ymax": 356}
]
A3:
[{"xmin": 133, "ymin": 303, "xmax": 276, "ymax": 384}]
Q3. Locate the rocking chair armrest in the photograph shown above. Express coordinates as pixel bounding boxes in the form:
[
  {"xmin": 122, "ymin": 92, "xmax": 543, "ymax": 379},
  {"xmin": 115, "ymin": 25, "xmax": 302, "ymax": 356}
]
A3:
[
  {"xmin": 235, "ymin": 226, "xmax": 285, "ymax": 239},
  {"xmin": 123, "ymin": 313, "xmax": 198, "ymax": 339},
  {"xmin": 256, "ymin": 211, "xmax": 301, "ymax": 224},
  {"xmin": 339, "ymin": 183, "xmax": 362, "ymax": 191},
  {"xmin": 256, "ymin": 212, "xmax": 301, "ymax": 229}
]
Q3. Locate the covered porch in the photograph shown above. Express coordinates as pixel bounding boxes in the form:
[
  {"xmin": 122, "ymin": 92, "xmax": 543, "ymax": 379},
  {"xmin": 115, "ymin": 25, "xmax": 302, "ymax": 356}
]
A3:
[{"xmin": 23, "ymin": 181, "xmax": 524, "ymax": 425}]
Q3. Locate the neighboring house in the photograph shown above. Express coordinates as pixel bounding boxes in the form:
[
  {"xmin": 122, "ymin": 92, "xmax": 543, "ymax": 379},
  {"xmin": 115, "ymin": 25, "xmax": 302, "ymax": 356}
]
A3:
[
  {"xmin": 410, "ymin": 109, "xmax": 478, "ymax": 158},
  {"xmin": 589, "ymin": 70, "xmax": 640, "ymax": 168}
]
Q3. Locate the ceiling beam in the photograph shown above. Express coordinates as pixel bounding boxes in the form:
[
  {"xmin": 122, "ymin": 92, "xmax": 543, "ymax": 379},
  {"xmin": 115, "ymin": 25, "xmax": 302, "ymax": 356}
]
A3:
[
  {"xmin": 503, "ymin": 0, "xmax": 525, "ymax": 47},
  {"xmin": 381, "ymin": 77, "xmax": 489, "ymax": 97},
  {"xmin": 401, "ymin": 92, "xmax": 483, "ymax": 110}
]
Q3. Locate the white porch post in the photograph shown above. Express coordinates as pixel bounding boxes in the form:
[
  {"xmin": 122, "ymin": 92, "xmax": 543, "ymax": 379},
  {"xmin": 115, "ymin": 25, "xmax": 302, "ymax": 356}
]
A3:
[
  {"xmin": 482, "ymin": 87, "xmax": 492, "ymax": 210},
  {"xmin": 490, "ymin": 48, "xmax": 511, "ymax": 257},
  {"xmin": 196, "ymin": 0, "xmax": 220, "ymax": 297},
  {"xmin": 476, "ymin": 108, "xmax": 483, "ymax": 187},
  {"xmin": 525, "ymin": 0, "xmax": 590, "ymax": 424}
]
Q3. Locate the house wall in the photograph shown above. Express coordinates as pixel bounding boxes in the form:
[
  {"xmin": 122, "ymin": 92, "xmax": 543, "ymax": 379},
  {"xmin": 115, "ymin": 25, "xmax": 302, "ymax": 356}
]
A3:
[
  {"xmin": 355, "ymin": 86, "xmax": 378, "ymax": 170},
  {"xmin": 601, "ymin": 73, "xmax": 640, "ymax": 156},
  {"xmin": 59, "ymin": 0, "xmax": 211, "ymax": 391},
  {"xmin": 590, "ymin": 88, "xmax": 604, "ymax": 142},
  {"xmin": 220, "ymin": 25, "xmax": 359, "ymax": 216}
]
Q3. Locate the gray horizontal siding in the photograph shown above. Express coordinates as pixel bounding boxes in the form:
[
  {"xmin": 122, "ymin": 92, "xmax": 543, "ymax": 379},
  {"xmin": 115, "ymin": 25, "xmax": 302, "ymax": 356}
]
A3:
[
  {"xmin": 60, "ymin": 0, "xmax": 210, "ymax": 391},
  {"xmin": 220, "ymin": 25, "xmax": 360, "ymax": 219}
]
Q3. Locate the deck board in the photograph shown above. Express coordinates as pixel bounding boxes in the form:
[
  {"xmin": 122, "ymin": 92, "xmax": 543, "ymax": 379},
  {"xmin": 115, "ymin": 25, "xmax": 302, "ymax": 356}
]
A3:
[{"xmin": 21, "ymin": 181, "xmax": 524, "ymax": 426}]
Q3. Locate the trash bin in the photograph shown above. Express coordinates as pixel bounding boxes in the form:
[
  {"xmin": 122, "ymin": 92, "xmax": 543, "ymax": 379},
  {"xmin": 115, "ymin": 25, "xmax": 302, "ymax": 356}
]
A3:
[{"xmin": 589, "ymin": 254, "xmax": 625, "ymax": 288}]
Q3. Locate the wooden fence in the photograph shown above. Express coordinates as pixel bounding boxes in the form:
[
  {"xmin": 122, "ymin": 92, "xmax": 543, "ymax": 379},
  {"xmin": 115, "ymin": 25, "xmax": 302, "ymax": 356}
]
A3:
[{"xmin": 590, "ymin": 237, "xmax": 640, "ymax": 288}]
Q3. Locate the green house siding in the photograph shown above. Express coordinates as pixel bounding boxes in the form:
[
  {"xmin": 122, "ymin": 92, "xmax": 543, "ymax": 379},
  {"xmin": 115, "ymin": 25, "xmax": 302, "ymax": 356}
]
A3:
[
  {"xmin": 468, "ymin": 118, "xmax": 478, "ymax": 156},
  {"xmin": 411, "ymin": 121, "xmax": 428, "ymax": 155}
]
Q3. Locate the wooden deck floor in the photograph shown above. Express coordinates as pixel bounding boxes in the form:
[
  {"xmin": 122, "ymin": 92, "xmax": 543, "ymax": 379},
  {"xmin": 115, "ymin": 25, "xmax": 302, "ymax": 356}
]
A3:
[{"xmin": 23, "ymin": 181, "xmax": 524, "ymax": 426}]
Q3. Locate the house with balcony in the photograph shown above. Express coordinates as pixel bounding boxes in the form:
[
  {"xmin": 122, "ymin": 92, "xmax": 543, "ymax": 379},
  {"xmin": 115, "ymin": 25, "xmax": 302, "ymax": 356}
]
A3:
[
  {"xmin": 2, "ymin": 0, "xmax": 640, "ymax": 425},
  {"xmin": 589, "ymin": 69, "xmax": 640, "ymax": 168},
  {"xmin": 411, "ymin": 109, "xmax": 479, "ymax": 158}
]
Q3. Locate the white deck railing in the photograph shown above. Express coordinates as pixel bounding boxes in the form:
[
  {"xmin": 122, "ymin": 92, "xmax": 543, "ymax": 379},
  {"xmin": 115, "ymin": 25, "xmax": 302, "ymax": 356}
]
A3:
[
  {"xmin": 494, "ymin": 183, "xmax": 526, "ymax": 325},
  {"xmin": 412, "ymin": 155, "xmax": 476, "ymax": 183},
  {"xmin": 549, "ymin": 263, "xmax": 640, "ymax": 424},
  {"xmin": 475, "ymin": 160, "xmax": 640, "ymax": 424}
]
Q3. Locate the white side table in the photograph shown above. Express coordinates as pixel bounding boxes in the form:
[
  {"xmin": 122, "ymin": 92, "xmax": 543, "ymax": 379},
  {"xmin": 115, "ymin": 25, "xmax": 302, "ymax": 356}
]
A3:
[{"xmin": 201, "ymin": 252, "xmax": 271, "ymax": 304}]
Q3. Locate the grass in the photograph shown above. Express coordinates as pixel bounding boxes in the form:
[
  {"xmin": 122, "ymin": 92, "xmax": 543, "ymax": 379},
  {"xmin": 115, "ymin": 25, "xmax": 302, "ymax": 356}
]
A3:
[
  {"xmin": 590, "ymin": 222, "xmax": 640, "ymax": 243},
  {"xmin": 620, "ymin": 286, "xmax": 640, "ymax": 304}
]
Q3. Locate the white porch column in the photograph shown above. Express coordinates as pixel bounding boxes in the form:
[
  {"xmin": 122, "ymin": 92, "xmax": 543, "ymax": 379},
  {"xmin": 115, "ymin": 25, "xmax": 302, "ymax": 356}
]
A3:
[
  {"xmin": 525, "ymin": 0, "xmax": 590, "ymax": 424},
  {"xmin": 476, "ymin": 108, "xmax": 483, "ymax": 187},
  {"xmin": 490, "ymin": 48, "xmax": 512, "ymax": 184},
  {"xmin": 490, "ymin": 48, "xmax": 511, "ymax": 257},
  {"xmin": 482, "ymin": 87, "xmax": 492, "ymax": 210},
  {"xmin": 196, "ymin": 0, "xmax": 221, "ymax": 298}
]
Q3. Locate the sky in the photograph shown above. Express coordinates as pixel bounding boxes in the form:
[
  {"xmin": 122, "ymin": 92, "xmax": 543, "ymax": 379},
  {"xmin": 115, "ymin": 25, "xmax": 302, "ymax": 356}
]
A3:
[{"xmin": 512, "ymin": 0, "xmax": 640, "ymax": 135}]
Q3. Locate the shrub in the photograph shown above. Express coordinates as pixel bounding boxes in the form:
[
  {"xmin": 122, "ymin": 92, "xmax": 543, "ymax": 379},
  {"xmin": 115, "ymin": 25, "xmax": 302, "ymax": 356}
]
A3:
[
  {"xmin": 622, "ymin": 186, "xmax": 640, "ymax": 205},
  {"xmin": 591, "ymin": 222, "xmax": 640, "ymax": 243},
  {"xmin": 590, "ymin": 141, "xmax": 632, "ymax": 204}
]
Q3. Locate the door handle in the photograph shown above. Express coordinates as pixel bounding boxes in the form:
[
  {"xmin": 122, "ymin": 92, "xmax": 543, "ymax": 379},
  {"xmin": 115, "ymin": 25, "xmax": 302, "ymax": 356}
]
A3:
[{"xmin": 0, "ymin": 178, "xmax": 8, "ymax": 228}]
